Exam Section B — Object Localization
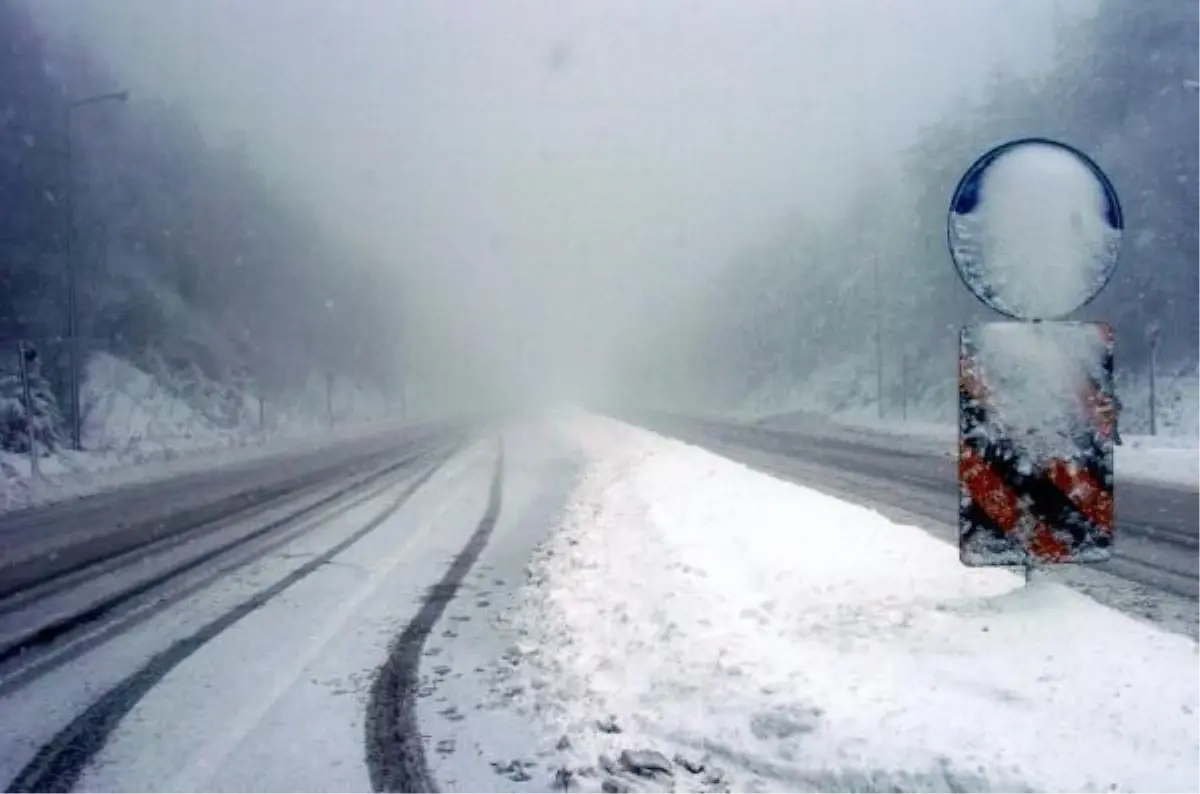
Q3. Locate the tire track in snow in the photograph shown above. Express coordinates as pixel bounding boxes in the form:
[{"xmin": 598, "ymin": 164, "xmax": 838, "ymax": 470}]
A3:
[
  {"xmin": 0, "ymin": 445, "xmax": 433, "ymax": 683},
  {"xmin": 4, "ymin": 443, "xmax": 456, "ymax": 794},
  {"xmin": 365, "ymin": 438, "xmax": 505, "ymax": 793}
]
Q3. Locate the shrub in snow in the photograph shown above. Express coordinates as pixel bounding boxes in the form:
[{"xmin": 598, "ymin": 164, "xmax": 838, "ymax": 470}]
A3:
[{"xmin": 0, "ymin": 362, "xmax": 64, "ymax": 454}]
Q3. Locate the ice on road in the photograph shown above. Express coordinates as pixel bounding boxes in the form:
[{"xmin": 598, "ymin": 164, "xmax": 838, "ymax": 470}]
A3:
[{"xmin": 509, "ymin": 416, "xmax": 1199, "ymax": 793}]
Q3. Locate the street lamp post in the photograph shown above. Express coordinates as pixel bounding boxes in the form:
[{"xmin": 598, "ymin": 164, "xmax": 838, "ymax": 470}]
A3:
[
  {"xmin": 1146, "ymin": 323, "xmax": 1161, "ymax": 437},
  {"xmin": 399, "ymin": 320, "xmax": 408, "ymax": 421},
  {"xmin": 874, "ymin": 252, "xmax": 884, "ymax": 421},
  {"xmin": 64, "ymin": 90, "xmax": 128, "ymax": 450}
]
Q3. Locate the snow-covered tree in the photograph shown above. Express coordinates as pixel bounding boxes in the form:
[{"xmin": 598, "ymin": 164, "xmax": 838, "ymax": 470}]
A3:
[{"xmin": 0, "ymin": 348, "xmax": 64, "ymax": 453}]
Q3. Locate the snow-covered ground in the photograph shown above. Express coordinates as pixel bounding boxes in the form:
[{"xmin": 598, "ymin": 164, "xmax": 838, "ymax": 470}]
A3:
[
  {"xmin": 507, "ymin": 417, "xmax": 1199, "ymax": 793},
  {"xmin": 1, "ymin": 353, "xmax": 408, "ymax": 512}
]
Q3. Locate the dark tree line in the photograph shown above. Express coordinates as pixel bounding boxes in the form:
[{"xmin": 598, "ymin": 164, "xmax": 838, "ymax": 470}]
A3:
[
  {"xmin": 0, "ymin": 0, "xmax": 405, "ymax": 450},
  {"xmin": 638, "ymin": 0, "xmax": 1199, "ymax": 416}
]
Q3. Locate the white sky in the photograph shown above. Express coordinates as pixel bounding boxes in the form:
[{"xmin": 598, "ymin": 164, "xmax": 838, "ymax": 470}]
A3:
[{"xmin": 32, "ymin": 0, "xmax": 1083, "ymax": 402}]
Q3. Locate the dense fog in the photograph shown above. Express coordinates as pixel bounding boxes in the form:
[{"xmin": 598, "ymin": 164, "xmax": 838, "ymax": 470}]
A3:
[{"xmin": 2, "ymin": 0, "xmax": 1195, "ymax": 444}]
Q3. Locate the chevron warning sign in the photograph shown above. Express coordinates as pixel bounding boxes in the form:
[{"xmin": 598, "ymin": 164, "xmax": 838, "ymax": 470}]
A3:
[{"xmin": 959, "ymin": 321, "xmax": 1115, "ymax": 566}]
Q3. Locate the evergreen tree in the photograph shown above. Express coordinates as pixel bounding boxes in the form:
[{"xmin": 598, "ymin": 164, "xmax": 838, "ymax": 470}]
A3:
[{"xmin": 0, "ymin": 347, "xmax": 64, "ymax": 454}]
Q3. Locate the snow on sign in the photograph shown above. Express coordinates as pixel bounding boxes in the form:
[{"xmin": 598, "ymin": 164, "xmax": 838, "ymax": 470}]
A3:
[
  {"xmin": 959, "ymin": 322, "xmax": 1115, "ymax": 565},
  {"xmin": 947, "ymin": 138, "xmax": 1124, "ymax": 321},
  {"xmin": 948, "ymin": 138, "xmax": 1122, "ymax": 567}
]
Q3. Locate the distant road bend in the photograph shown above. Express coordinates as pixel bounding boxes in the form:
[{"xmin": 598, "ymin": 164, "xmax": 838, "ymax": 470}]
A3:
[{"xmin": 634, "ymin": 413, "xmax": 1199, "ymax": 602}]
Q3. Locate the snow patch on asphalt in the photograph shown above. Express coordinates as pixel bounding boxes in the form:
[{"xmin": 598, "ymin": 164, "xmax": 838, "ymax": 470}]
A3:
[
  {"xmin": 64, "ymin": 440, "xmax": 496, "ymax": 793},
  {"xmin": 510, "ymin": 416, "xmax": 1199, "ymax": 793},
  {"xmin": 418, "ymin": 419, "xmax": 587, "ymax": 793}
]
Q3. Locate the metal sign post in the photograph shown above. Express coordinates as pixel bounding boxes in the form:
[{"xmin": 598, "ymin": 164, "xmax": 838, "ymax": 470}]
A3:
[{"xmin": 947, "ymin": 138, "xmax": 1124, "ymax": 574}]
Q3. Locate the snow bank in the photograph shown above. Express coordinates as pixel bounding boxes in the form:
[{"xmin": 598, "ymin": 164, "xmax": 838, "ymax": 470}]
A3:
[
  {"xmin": 82, "ymin": 353, "xmax": 231, "ymax": 455},
  {"xmin": 1118, "ymin": 433, "xmax": 1200, "ymax": 489},
  {"xmin": 1115, "ymin": 369, "xmax": 1200, "ymax": 438},
  {"xmin": 514, "ymin": 416, "xmax": 1198, "ymax": 793},
  {"xmin": 1, "ymin": 353, "xmax": 406, "ymax": 512}
]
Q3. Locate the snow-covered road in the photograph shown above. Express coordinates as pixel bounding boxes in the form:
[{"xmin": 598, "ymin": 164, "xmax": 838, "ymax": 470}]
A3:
[
  {"xmin": 0, "ymin": 420, "xmax": 585, "ymax": 793},
  {"xmin": 0, "ymin": 415, "xmax": 1194, "ymax": 793}
]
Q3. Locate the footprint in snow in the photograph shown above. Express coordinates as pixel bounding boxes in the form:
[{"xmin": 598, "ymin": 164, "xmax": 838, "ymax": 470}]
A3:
[{"xmin": 749, "ymin": 705, "xmax": 822, "ymax": 740}]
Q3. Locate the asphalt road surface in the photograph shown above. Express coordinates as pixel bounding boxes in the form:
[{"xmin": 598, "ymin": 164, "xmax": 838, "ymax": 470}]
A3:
[
  {"xmin": 634, "ymin": 414, "xmax": 1199, "ymax": 604},
  {"xmin": 0, "ymin": 418, "xmax": 582, "ymax": 793},
  {"xmin": 0, "ymin": 422, "xmax": 462, "ymax": 605},
  {"xmin": 0, "ymin": 413, "xmax": 1193, "ymax": 792}
]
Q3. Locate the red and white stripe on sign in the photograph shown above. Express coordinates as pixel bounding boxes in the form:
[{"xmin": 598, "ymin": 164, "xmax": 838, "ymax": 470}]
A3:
[
  {"xmin": 1046, "ymin": 459, "xmax": 1113, "ymax": 537},
  {"xmin": 958, "ymin": 322, "xmax": 1115, "ymax": 567},
  {"xmin": 959, "ymin": 445, "xmax": 1071, "ymax": 561}
]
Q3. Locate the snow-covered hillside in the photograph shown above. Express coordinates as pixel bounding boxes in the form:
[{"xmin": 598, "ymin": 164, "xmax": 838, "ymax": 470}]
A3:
[{"xmin": 1, "ymin": 353, "xmax": 408, "ymax": 512}]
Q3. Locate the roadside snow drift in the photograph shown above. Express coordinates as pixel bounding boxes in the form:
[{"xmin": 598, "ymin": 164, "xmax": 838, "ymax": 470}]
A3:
[
  {"xmin": 511, "ymin": 416, "xmax": 1198, "ymax": 793},
  {"xmin": 1, "ymin": 352, "xmax": 406, "ymax": 513}
]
